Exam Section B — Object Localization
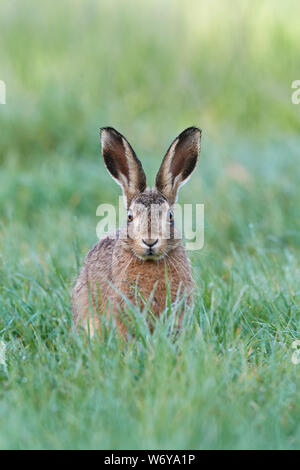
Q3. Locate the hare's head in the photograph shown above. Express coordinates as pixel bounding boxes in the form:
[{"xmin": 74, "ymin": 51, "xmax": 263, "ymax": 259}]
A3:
[{"xmin": 100, "ymin": 127, "xmax": 201, "ymax": 260}]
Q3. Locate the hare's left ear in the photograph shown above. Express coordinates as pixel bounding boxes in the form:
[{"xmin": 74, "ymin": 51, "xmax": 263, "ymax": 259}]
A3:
[
  {"xmin": 155, "ymin": 127, "xmax": 201, "ymax": 204},
  {"xmin": 100, "ymin": 127, "xmax": 146, "ymax": 207}
]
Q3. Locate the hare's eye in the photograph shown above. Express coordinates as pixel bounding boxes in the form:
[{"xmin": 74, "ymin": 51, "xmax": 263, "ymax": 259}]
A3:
[
  {"xmin": 127, "ymin": 209, "xmax": 133, "ymax": 222},
  {"xmin": 168, "ymin": 210, "xmax": 174, "ymax": 222}
]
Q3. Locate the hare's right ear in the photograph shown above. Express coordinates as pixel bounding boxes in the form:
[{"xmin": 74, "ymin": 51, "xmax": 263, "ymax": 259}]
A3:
[
  {"xmin": 155, "ymin": 127, "xmax": 201, "ymax": 204},
  {"xmin": 100, "ymin": 127, "xmax": 146, "ymax": 207}
]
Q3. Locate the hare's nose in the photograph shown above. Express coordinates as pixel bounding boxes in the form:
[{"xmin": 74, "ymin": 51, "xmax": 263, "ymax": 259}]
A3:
[{"xmin": 142, "ymin": 239, "xmax": 158, "ymax": 248}]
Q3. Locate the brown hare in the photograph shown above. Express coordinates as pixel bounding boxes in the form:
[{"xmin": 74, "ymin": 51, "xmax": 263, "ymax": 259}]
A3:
[{"xmin": 72, "ymin": 126, "xmax": 202, "ymax": 336}]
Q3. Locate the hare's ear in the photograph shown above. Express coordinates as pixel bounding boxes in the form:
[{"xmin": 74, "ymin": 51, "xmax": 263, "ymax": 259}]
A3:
[
  {"xmin": 155, "ymin": 127, "xmax": 201, "ymax": 204},
  {"xmin": 100, "ymin": 127, "xmax": 146, "ymax": 207}
]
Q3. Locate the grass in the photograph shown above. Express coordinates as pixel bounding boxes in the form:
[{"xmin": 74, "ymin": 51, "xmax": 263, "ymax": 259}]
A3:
[{"xmin": 0, "ymin": 0, "xmax": 300, "ymax": 449}]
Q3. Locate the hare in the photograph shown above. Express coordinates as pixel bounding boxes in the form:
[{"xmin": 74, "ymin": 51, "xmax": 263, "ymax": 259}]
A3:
[{"xmin": 72, "ymin": 126, "xmax": 202, "ymax": 336}]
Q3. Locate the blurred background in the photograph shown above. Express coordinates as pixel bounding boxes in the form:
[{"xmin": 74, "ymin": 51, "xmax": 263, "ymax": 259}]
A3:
[
  {"xmin": 0, "ymin": 0, "xmax": 300, "ymax": 449},
  {"xmin": 0, "ymin": 0, "xmax": 300, "ymax": 272}
]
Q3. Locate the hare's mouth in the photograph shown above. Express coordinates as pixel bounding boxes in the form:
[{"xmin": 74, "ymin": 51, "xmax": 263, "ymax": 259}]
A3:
[
  {"xmin": 136, "ymin": 249, "xmax": 165, "ymax": 262},
  {"xmin": 146, "ymin": 247, "xmax": 155, "ymax": 257}
]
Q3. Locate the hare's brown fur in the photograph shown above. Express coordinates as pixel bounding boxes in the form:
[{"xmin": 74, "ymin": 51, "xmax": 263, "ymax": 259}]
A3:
[
  {"xmin": 72, "ymin": 230, "xmax": 193, "ymax": 336},
  {"xmin": 72, "ymin": 127, "xmax": 201, "ymax": 336}
]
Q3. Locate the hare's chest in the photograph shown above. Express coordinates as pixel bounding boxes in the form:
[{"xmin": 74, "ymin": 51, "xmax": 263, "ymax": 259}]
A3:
[{"xmin": 115, "ymin": 258, "xmax": 191, "ymax": 315}]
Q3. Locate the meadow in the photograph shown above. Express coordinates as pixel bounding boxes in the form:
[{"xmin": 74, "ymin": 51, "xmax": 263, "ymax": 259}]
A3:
[{"xmin": 0, "ymin": 0, "xmax": 300, "ymax": 449}]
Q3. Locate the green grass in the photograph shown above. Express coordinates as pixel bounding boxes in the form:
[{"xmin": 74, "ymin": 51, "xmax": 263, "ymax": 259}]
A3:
[{"xmin": 0, "ymin": 0, "xmax": 300, "ymax": 449}]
